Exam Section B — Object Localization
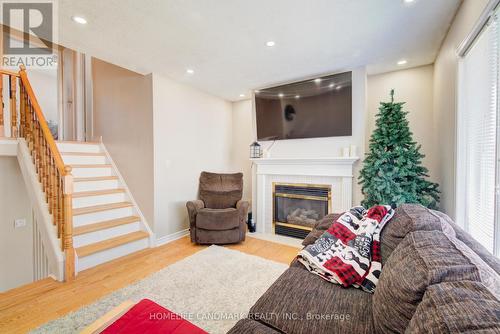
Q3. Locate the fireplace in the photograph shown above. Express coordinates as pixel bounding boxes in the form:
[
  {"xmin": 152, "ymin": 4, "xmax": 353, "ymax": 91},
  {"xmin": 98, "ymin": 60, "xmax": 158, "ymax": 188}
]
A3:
[{"xmin": 273, "ymin": 182, "xmax": 331, "ymax": 239}]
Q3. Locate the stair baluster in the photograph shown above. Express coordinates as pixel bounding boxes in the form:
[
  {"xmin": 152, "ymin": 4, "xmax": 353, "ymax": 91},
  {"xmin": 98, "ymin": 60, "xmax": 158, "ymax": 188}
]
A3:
[{"xmin": 0, "ymin": 66, "xmax": 75, "ymax": 281}]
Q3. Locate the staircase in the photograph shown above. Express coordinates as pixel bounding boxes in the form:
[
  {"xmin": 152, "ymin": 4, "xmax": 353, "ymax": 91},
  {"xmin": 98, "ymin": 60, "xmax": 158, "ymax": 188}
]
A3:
[
  {"xmin": 0, "ymin": 66, "xmax": 152, "ymax": 280},
  {"xmin": 57, "ymin": 141, "xmax": 150, "ymax": 272}
]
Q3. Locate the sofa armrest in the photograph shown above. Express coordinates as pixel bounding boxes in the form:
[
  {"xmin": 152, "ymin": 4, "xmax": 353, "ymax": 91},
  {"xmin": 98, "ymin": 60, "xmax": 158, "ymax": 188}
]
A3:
[
  {"xmin": 236, "ymin": 200, "xmax": 250, "ymax": 223},
  {"xmin": 186, "ymin": 200, "xmax": 205, "ymax": 228}
]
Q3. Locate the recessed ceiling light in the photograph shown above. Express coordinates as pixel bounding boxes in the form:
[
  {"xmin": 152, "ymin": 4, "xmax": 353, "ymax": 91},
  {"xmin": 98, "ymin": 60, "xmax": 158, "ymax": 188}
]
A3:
[
  {"xmin": 278, "ymin": 93, "xmax": 284, "ymax": 98},
  {"xmin": 186, "ymin": 68, "xmax": 194, "ymax": 74},
  {"xmin": 295, "ymin": 95, "xmax": 300, "ymax": 99},
  {"xmin": 336, "ymin": 85, "xmax": 342, "ymax": 90},
  {"xmin": 329, "ymin": 83, "xmax": 335, "ymax": 88},
  {"xmin": 397, "ymin": 59, "xmax": 408, "ymax": 66},
  {"xmin": 314, "ymin": 78, "xmax": 322, "ymax": 83},
  {"xmin": 239, "ymin": 94, "xmax": 245, "ymax": 97},
  {"xmin": 71, "ymin": 16, "xmax": 87, "ymax": 24},
  {"xmin": 404, "ymin": 0, "xmax": 415, "ymax": 3},
  {"xmin": 266, "ymin": 41, "xmax": 276, "ymax": 47}
]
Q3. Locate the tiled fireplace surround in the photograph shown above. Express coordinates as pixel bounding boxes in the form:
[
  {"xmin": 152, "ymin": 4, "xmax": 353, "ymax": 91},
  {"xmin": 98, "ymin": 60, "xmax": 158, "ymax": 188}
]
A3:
[{"xmin": 251, "ymin": 157, "xmax": 359, "ymax": 235}]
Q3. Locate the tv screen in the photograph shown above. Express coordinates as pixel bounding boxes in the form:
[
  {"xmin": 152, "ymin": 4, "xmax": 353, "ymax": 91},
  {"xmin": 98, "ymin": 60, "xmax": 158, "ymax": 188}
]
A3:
[{"xmin": 255, "ymin": 71, "xmax": 352, "ymax": 141}]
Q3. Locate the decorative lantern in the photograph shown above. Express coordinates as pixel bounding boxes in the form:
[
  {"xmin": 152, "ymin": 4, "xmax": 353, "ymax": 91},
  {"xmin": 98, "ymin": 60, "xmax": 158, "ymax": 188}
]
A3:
[{"xmin": 250, "ymin": 141, "xmax": 262, "ymax": 158}]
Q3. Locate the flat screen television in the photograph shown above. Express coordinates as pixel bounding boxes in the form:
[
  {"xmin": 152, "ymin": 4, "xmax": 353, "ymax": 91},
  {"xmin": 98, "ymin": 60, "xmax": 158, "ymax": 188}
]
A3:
[{"xmin": 255, "ymin": 71, "xmax": 352, "ymax": 141}]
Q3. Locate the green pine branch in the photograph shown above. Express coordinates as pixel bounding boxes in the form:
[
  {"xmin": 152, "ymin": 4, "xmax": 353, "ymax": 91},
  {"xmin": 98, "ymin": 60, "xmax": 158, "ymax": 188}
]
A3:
[{"xmin": 359, "ymin": 90, "xmax": 440, "ymax": 209}]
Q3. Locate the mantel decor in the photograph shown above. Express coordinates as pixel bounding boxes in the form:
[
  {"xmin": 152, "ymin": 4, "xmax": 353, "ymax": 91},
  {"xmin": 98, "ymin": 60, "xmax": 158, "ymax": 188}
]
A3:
[{"xmin": 250, "ymin": 141, "xmax": 262, "ymax": 158}]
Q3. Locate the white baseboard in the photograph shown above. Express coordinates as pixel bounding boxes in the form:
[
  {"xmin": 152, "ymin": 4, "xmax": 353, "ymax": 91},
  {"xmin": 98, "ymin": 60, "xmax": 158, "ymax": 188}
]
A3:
[{"xmin": 156, "ymin": 229, "xmax": 189, "ymax": 247}]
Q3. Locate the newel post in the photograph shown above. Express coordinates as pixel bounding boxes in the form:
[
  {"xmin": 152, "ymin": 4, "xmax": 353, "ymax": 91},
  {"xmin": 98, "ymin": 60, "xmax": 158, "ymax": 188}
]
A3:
[{"xmin": 63, "ymin": 165, "xmax": 75, "ymax": 281}]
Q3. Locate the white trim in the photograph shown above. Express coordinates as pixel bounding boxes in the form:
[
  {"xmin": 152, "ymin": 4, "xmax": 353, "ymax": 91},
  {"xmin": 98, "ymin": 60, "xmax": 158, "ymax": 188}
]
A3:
[
  {"xmin": 16, "ymin": 139, "xmax": 65, "ymax": 281},
  {"xmin": 455, "ymin": 58, "xmax": 467, "ymax": 228},
  {"xmin": 156, "ymin": 229, "xmax": 189, "ymax": 247},
  {"xmin": 457, "ymin": 0, "xmax": 500, "ymax": 56},
  {"xmin": 99, "ymin": 142, "xmax": 155, "ymax": 247}
]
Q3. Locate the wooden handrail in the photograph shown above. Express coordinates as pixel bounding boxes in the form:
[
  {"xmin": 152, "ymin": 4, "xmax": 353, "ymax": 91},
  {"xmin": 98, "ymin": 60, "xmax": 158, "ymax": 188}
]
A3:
[
  {"xmin": 18, "ymin": 66, "xmax": 67, "ymax": 176},
  {"xmin": 1, "ymin": 65, "xmax": 74, "ymax": 281},
  {"xmin": 0, "ymin": 69, "xmax": 20, "ymax": 77}
]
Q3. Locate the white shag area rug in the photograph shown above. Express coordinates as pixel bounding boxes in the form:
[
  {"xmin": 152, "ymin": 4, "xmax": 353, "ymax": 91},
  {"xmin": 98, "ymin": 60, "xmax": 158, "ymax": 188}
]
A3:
[{"xmin": 31, "ymin": 246, "xmax": 288, "ymax": 334}]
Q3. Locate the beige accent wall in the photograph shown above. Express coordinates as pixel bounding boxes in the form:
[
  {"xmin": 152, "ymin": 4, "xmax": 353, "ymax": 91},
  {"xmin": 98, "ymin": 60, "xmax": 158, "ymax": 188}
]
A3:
[
  {"xmin": 433, "ymin": 0, "xmax": 489, "ymax": 217},
  {"xmin": 91, "ymin": 58, "xmax": 154, "ymax": 225},
  {"xmin": 367, "ymin": 65, "xmax": 438, "ymax": 185},
  {"xmin": 0, "ymin": 157, "xmax": 33, "ymax": 292}
]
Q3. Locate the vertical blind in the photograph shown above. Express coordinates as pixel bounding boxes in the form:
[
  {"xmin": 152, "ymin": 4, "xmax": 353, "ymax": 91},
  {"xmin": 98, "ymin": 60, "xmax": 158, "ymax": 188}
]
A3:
[{"xmin": 459, "ymin": 11, "xmax": 499, "ymax": 256}]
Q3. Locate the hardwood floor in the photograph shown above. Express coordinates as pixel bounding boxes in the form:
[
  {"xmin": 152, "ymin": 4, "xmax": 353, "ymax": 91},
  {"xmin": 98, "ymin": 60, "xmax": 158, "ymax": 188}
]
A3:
[{"xmin": 0, "ymin": 236, "xmax": 299, "ymax": 333}]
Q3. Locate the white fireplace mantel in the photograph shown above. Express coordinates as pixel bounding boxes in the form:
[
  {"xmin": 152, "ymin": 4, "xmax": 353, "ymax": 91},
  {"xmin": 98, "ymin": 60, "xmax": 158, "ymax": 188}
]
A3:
[{"xmin": 251, "ymin": 156, "xmax": 359, "ymax": 235}]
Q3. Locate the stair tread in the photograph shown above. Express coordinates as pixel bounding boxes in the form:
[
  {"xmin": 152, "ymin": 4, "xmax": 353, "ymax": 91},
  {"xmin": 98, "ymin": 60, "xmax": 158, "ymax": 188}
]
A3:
[
  {"xmin": 60, "ymin": 152, "xmax": 106, "ymax": 156},
  {"xmin": 73, "ymin": 202, "xmax": 133, "ymax": 216},
  {"xmin": 76, "ymin": 231, "xmax": 149, "ymax": 258},
  {"xmin": 74, "ymin": 216, "xmax": 141, "ymax": 236},
  {"xmin": 70, "ymin": 164, "xmax": 112, "ymax": 168},
  {"xmin": 73, "ymin": 188, "xmax": 125, "ymax": 198},
  {"xmin": 74, "ymin": 176, "xmax": 118, "ymax": 182}
]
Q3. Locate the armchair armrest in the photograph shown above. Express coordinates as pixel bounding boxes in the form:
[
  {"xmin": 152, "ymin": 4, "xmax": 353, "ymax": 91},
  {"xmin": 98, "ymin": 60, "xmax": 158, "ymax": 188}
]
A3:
[
  {"xmin": 186, "ymin": 200, "xmax": 205, "ymax": 228},
  {"xmin": 236, "ymin": 200, "xmax": 250, "ymax": 223}
]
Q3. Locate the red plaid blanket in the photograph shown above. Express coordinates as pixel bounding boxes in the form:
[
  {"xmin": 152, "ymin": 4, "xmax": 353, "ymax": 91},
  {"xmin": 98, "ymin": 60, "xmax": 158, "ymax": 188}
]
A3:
[{"xmin": 297, "ymin": 205, "xmax": 394, "ymax": 293}]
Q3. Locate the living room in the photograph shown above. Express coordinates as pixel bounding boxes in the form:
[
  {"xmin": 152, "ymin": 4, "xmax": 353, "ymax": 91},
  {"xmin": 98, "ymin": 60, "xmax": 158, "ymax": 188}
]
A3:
[{"xmin": 0, "ymin": 0, "xmax": 499, "ymax": 333}]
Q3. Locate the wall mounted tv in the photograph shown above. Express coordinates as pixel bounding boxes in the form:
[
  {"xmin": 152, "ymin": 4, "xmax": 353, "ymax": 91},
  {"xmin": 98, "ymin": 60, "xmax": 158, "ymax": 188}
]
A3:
[{"xmin": 255, "ymin": 71, "xmax": 352, "ymax": 141}]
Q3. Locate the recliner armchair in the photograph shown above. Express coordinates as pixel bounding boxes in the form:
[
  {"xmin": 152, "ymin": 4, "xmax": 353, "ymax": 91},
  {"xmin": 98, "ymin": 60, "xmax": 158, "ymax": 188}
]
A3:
[{"xmin": 186, "ymin": 171, "xmax": 249, "ymax": 244}]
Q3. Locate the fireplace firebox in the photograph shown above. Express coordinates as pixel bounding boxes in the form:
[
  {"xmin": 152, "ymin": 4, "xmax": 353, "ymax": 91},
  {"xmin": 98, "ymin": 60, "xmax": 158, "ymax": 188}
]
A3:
[{"xmin": 273, "ymin": 183, "xmax": 331, "ymax": 239}]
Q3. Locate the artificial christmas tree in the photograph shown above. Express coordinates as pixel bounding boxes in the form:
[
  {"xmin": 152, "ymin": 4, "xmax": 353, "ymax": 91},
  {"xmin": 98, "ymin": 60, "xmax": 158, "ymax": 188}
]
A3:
[{"xmin": 359, "ymin": 90, "xmax": 439, "ymax": 209}]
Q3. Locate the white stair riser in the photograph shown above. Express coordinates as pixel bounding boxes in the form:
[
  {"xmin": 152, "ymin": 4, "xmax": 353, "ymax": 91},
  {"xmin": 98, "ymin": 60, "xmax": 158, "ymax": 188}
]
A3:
[
  {"xmin": 73, "ymin": 222, "xmax": 142, "ymax": 248},
  {"xmin": 76, "ymin": 238, "xmax": 149, "ymax": 272},
  {"xmin": 74, "ymin": 207, "xmax": 135, "ymax": 226},
  {"xmin": 56, "ymin": 143, "xmax": 101, "ymax": 153},
  {"xmin": 61, "ymin": 155, "xmax": 107, "ymax": 165},
  {"xmin": 73, "ymin": 193, "xmax": 127, "ymax": 208},
  {"xmin": 74, "ymin": 180, "xmax": 120, "ymax": 192},
  {"xmin": 71, "ymin": 167, "xmax": 113, "ymax": 178}
]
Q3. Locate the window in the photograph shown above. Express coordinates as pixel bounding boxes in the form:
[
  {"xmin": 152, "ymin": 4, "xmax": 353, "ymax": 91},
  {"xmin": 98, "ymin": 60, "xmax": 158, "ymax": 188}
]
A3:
[{"xmin": 457, "ymin": 8, "xmax": 500, "ymax": 256}]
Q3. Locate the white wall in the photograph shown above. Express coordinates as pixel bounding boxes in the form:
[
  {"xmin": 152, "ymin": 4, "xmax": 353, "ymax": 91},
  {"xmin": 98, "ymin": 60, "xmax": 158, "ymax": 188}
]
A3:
[
  {"xmin": 230, "ymin": 67, "xmax": 367, "ymax": 206},
  {"xmin": 433, "ymin": 0, "xmax": 489, "ymax": 217},
  {"xmin": 152, "ymin": 74, "xmax": 233, "ymax": 238},
  {"xmin": 367, "ymin": 65, "xmax": 438, "ymax": 185},
  {"xmin": 231, "ymin": 100, "xmax": 253, "ymax": 202},
  {"xmin": 26, "ymin": 68, "xmax": 59, "ymax": 124},
  {"xmin": 0, "ymin": 157, "xmax": 33, "ymax": 292}
]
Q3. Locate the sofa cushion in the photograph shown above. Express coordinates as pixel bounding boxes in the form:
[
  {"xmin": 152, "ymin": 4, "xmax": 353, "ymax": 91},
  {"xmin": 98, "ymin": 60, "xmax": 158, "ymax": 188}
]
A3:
[
  {"xmin": 433, "ymin": 210, "xmax": 500, "ymax": 274},
  {"xmin": 406, "ymin": 281, "xmax": 500, "ymax": 333},
  {"xmin": 199, "ymin": 172, "xmax": 243, "ymax": 209},
  {"xmin": 227, "ymin": 319, "xmax": 281, "ymax": 334},
  {"xmin": 380, "ymin": 204, "xmax": 455, "ymax": 263},
  {"xmin": 373, "ymin": 230, "xmax": 500, "ymax": 333},
  {"xmin": 302, "ymin": 213, "xmax": 341, "ymax": 246},
  {"xmin": 249, "ymin": 267, "xmax": 374, "ymax": 334},
  {"xmin": 197, "ymin": 208, "xmax": 239, "ymax": 230}
]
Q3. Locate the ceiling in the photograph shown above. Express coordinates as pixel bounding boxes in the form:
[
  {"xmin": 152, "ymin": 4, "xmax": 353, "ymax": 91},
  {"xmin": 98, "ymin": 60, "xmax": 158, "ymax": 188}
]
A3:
[{"xmin": 56, "ymin": 0, "xmax": 461, "ymax": 101}]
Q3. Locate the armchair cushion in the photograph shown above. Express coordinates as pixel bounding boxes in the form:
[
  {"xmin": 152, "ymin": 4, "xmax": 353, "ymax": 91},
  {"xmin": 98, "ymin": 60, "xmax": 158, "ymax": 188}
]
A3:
[
  {"xmin": 186, "ymin": 200, "xmax": 205, "ymax": 227},
  {"xmin": 199, "ymin": 172, "xmax": 243, "ymax": 209},
  {"xmin": 197, "ymin": 208, "xmax": 240, "ymax": 230}
]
